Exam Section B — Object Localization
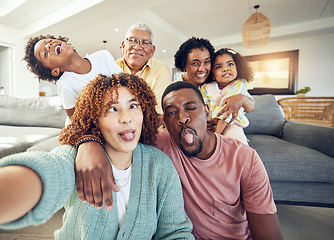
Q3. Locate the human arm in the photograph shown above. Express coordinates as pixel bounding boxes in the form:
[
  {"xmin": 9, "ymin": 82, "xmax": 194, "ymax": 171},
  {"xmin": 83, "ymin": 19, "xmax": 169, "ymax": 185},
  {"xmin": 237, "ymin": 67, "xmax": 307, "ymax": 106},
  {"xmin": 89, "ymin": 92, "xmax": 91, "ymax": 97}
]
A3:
[
  {"xmin": 75, "ymin": 141, "xmax": 119, "ymax": 211},
  {"xmin": 0, "ymin": 166, "xmax": 42, "ymax": 224},
  {"xmin": 216, "ymin": 80, "xmax": 255, "ymax": 123},
  {"xmin": 247, "ymin": 211, "xmax": 283, "ymax": 240},
  {"xmin": 214, "ymin": 119, "xmax": 227, "ymax": 135},
  {"xmin": 0, "ymin": 146, "xmax": 76, "ymax": 229}
]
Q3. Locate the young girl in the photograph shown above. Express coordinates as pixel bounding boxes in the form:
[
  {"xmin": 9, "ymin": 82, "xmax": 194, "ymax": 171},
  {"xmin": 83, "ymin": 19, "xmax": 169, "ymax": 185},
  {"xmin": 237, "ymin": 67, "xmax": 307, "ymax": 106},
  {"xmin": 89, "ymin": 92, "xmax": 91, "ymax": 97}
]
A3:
[
  {"xmin": 200, "ymin": 48, "xmax": 253, "ymax": 145},
  {"xmin": 0, "ymin": 73, "xmax": 193, "ymax": 239}
]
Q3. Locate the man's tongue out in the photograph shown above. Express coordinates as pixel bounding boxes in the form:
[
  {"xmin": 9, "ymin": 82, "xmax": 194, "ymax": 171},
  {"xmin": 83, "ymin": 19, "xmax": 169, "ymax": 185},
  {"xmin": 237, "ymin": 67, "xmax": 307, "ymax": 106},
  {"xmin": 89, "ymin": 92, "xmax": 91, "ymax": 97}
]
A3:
[
  {"xmin": 181, "ymin": 128, "xmax": 195, "ymax": 144},
  {"xmin": 120, "ymin": 131, "xmax": 135, "ymax": 142}
]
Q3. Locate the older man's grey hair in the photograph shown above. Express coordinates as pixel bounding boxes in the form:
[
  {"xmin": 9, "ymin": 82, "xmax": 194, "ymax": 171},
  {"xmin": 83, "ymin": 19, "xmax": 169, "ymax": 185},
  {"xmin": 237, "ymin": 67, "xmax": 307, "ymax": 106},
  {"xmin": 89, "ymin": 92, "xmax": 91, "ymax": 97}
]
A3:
[{"xmin": 125, "ymin": 23, "xmax": 154, "ymax": 43}]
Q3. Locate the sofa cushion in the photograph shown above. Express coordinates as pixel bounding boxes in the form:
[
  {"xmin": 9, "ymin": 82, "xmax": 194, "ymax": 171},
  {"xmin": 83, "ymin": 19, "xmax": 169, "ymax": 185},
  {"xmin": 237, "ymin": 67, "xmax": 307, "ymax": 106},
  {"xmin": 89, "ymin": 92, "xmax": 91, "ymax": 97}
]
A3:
[
  {"xmin": 0, "ymin": 95, "xmax": 67, "ymax": 128},
  {"xmin": 247, "ymin": 134, "xmax": 334, "ymax": 184},
  {"xmin": 244, "ymin": 94, "xmax": 285, "ymax": 137},
  {"xmin": 0, "ymin": 125, "xmax": 61, "ymax": 158}
]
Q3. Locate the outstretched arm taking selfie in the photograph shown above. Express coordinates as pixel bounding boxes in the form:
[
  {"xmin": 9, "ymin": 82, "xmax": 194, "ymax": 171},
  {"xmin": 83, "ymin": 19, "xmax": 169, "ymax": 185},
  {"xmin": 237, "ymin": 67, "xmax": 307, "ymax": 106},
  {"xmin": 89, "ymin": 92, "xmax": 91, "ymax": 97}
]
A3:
[
  {"xmin": 0, "ymin": 166, "xmax": 42, "ymax": 224},
  {"xmin": 0, "ymin": 146, "xmax": 76, "ymax": 230}
]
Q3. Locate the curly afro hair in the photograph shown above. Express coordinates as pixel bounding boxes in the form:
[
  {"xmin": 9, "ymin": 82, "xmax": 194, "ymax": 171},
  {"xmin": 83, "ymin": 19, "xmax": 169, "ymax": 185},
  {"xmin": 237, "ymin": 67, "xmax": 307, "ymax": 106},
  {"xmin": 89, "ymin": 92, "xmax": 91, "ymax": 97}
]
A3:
[
  {"xmin": 59, "ymin": 73, "xmax": 159, "ymax": 147},
  {"xmin": 206, "ymin": 48, "xmax": 253, "ymax": 84},
  {"xmin": 23, "ymin": 35, "xmax": 75, "ymax": 83},
  {"xmin": 174, "ymin": 37, "xmax": 215, "ymax": 72}
]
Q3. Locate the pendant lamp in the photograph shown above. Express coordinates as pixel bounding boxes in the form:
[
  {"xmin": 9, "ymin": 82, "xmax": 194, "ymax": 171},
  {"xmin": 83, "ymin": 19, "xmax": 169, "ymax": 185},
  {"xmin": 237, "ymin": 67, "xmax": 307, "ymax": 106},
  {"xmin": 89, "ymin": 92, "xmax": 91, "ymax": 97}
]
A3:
[{"xmin": 242, "ymin": 5, "xmax": 271, "ymax": 48}]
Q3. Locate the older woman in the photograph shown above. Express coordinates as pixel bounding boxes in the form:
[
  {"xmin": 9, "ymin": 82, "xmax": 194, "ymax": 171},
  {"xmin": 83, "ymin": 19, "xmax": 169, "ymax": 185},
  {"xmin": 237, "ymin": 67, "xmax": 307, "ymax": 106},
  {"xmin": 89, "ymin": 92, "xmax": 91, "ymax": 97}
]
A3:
[{"xmin": 0, "ymin": 73, "xmax": 194, "ymax": 239}]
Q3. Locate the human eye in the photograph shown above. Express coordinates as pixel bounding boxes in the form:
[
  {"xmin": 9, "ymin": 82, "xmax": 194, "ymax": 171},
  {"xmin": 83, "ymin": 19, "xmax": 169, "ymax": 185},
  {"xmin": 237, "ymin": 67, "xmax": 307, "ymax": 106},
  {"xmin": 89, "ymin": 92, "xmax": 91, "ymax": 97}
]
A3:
[
  {"xmin": 191, "ymin": 62, "xmax": 199, "ymax": 66},
  {"xmin": 214, "ymin": 65, "xmax": 221, "ymax": 70},
  {"xmin": 205, "ymin": 60, "xmax": 211, "ymax": 65},
  {"xmin": 186, "ymin": 103, "xmax": 197, "ymax": 111},
  {"xmin": 141, "ymin": 40, "xmax": 150, "ymax": 46},
  {"xmin": 109, "ymin": 106, "xmax": 117, "ymax": 112},
  {"xmin": 128, "ymin": 38, "xmax": 136, "ymax": 44},
  {"xmin": 130, "ymin": 103, "xmax": 140, "ymax": 110}
]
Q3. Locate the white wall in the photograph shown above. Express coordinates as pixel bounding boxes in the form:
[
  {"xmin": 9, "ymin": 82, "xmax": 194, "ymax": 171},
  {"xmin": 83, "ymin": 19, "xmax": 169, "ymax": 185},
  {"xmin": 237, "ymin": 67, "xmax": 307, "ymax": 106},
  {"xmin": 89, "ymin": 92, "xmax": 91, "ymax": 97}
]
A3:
[
  {"xmin": 1, "ymin": 24, "xmax": 334, "ymax": 98},
  {"xmin": 233, "ymin": 32, "xmax": 334, "ymax": 97},
  {"xmin": 0, "ymin": 23, "xmax": 38, "ymax": 98},
  {"xmin": 162, "ymin": 31, "xmax": 334, "ymax": 97}
]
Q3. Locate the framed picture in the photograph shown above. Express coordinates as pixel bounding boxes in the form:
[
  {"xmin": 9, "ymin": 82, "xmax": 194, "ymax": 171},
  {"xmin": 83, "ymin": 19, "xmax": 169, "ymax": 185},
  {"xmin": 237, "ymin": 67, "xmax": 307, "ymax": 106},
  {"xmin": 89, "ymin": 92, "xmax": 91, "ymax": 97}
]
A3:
[{"xmin": 245, "ymin": 50, "xmax": 299, "ymax": 95}]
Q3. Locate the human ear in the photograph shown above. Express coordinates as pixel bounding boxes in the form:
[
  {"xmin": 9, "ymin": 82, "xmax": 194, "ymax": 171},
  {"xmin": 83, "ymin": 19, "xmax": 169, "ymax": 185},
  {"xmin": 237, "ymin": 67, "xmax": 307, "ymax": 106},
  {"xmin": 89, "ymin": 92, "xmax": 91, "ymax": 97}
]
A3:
[
  {"xmin": 149, "ymin": 45, "xmax": 156, "ymax": 58},
  {"xmin": 51, "ymin": 68, "xmax": 60, "ymax": 77},
  {"xmin": 121, "ymin": 41, "xmax": 126, "ymax": 55}
]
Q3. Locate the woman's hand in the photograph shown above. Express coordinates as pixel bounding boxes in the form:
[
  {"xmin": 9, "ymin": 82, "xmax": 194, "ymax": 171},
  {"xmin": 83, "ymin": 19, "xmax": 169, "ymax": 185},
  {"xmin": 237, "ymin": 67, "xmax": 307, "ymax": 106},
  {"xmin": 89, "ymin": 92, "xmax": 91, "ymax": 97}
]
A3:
[
  {"xmin": 75, "ymin": 142, "xmax": 119, "ymax": 211},
  {"xmin": 216, "ymin": 94, "xmax": 254, "ymax": 123}
]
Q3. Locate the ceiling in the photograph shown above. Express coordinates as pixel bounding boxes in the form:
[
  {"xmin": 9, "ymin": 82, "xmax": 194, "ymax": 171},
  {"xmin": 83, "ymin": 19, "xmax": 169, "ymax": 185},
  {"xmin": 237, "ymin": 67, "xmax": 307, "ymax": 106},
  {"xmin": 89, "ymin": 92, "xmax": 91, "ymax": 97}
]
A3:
[{"xmin": 1, "ymin": 0, "xmax": 334, "ymax": 61}]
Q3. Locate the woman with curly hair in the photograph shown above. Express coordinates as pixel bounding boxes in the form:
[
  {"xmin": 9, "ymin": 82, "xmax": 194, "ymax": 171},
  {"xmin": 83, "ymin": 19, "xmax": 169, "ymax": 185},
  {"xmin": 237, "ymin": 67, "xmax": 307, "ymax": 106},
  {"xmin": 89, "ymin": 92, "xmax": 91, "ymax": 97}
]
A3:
[
  {"xmin": 23, "ymin": 34, "xmax": 121, "ymax": 121},
  {"xmin": 174, "ymin": 37, "xmax": 255, "ymax": 132},
  {"xmin": 0, "ymin": 73, "xmax": 194, "ymax": 239}
]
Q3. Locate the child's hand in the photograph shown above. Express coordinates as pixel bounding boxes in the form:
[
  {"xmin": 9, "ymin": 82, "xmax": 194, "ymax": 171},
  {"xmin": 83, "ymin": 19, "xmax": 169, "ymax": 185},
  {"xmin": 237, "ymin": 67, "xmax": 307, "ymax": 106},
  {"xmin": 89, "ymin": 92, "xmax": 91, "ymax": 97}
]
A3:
[
  {"xmin": 217, "ymin": 94, "xmax": 246, "ymax": 123},
  {"xmin": 75, "ymin": 142, "xmax": 119, "ymax": 211}
]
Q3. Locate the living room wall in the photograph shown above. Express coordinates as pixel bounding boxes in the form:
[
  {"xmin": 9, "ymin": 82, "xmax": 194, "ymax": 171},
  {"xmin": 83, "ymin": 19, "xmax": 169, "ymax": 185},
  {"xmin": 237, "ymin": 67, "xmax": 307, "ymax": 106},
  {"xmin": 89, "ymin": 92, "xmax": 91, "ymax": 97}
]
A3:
[
  {"xmin": 1, "ymin": 22, "xmax": 334, "ymax": 98},
  {"xmin": 162, "ymin": 31, "xmax": 334, "ymax": 97},
  {"xmin": 0, "ymin": 23, "xmax": 38, "ymax": 98}
]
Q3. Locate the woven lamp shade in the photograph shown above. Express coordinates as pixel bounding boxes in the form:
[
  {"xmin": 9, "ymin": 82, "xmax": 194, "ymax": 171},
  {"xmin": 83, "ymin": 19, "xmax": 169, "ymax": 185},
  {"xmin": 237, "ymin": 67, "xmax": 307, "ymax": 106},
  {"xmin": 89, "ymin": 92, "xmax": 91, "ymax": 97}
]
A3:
[{"xmin": 242, "ymin": 12, "xmax": 271, "ymax": 48}]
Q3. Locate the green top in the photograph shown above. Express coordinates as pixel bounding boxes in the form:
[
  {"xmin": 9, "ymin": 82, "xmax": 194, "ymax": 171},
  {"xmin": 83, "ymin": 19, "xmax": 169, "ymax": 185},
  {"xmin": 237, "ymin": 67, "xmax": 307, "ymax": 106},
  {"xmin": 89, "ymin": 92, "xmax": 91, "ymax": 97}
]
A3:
[{"xmin": 0, "ymin": 144, "xmax": 194, "ymax": 239}]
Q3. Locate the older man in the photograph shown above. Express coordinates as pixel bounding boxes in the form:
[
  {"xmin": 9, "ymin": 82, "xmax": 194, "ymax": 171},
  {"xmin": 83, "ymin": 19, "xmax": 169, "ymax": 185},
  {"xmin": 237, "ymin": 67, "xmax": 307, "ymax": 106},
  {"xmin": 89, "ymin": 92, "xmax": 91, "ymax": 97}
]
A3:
[
  {"xmin": 75, "ymin": 81, "xmax": 283, "ymax": 239},
  {"xmin": 116, "ymin": 23, "xmax": 172, "ymax": 114}
]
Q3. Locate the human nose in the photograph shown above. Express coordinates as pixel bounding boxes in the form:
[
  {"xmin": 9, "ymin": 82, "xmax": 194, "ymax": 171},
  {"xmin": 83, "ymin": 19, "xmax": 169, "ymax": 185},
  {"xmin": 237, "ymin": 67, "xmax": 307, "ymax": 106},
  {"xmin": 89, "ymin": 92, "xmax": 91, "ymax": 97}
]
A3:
[
  {"xmin": 177, "ymin": 111, "xmax": 190, "ymax": 125},
  {"xmin": 119, "ymin": 110, "xmax": 132, "ymax": 123},
  {"xmin": 46, "ymin": 40, "xmax": 53, "ymax": 51}
]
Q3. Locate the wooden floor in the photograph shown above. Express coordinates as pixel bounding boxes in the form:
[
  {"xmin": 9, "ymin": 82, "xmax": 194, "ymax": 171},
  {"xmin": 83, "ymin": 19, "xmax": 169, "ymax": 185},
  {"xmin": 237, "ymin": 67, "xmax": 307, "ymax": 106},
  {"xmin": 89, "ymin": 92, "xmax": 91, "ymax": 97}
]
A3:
[{"xmin": 0, "ymin": 205, "xmax": 334, "ymax": 239}]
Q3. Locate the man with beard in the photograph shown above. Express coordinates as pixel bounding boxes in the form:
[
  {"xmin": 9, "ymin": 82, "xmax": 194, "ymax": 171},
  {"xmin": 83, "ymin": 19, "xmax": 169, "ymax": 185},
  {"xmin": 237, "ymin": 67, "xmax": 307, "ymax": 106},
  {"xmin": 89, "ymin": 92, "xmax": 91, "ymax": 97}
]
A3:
[
  {"xmin": 75, "ymin": 81, "xmax": 283, "ymax": 239},
  {"xmin": 155, "ymin": 81, "xmax": 283, "ymax": 239}
]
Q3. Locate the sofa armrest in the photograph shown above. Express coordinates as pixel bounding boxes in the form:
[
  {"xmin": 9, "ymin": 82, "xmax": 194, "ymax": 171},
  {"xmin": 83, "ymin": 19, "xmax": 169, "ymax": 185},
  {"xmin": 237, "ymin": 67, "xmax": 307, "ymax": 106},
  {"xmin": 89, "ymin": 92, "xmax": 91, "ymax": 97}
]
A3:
[{"xmin": 282, "ymin": 121, "xmax": 334, "ymax": 158}]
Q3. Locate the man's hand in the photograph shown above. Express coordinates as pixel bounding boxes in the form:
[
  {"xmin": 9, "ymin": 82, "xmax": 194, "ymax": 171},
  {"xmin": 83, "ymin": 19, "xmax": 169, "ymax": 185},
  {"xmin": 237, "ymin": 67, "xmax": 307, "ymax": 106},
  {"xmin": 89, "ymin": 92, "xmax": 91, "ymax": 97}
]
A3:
[{"xmin": 75, "ymin": 142, "xmax": 119, "ymax": 211}]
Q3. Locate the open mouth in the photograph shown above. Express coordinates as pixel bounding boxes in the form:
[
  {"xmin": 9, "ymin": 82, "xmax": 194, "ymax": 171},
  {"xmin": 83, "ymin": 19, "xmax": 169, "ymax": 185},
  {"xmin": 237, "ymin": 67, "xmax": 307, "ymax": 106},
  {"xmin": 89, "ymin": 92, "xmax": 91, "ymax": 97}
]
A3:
[
  {"xmin": 119, "ymin": 129, "xmax": 135, "ymax": 142},
  {"xmin": 55, "ymin": 42, "xmax": 66, "ymax": 55},
  {"xmin": 181, "ymin": 127, "xmax": 196, "ymax": 145},
  {"xmin": 55, "ymin": 45, "xmax": 61, "ymax": 55}
]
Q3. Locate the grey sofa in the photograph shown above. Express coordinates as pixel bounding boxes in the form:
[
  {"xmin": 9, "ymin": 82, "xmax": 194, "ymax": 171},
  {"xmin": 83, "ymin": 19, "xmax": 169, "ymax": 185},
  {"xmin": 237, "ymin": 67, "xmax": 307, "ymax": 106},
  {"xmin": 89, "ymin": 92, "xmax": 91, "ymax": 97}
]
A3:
[
  {"xmin": 0, "ymin": 95, "xmax": 67, "ymax": 158},
  {"xmin": 244, "ymin": 94, "xmax": 334, "ymax": 207}
]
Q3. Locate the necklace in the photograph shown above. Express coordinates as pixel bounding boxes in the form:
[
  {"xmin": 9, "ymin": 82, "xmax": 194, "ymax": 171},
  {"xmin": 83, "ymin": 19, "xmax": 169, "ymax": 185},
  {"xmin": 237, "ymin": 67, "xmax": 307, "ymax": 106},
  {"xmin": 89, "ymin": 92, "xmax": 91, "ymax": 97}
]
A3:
[
  {"xmin": 115, "ymin": 170, "xmax": 132, "ymax": 188},
  {"xmin": 103, "ymin": 147, "xmax": 133, "ymax": 188}
]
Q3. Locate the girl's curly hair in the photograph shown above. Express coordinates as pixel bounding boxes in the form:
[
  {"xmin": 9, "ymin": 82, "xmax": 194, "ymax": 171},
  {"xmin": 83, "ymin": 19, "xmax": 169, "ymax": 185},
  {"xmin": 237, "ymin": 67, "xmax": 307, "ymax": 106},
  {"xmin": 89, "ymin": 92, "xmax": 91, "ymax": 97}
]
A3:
[
  {"xmin": 174, "ymin": 37, "xmax": 215, "ymax": 71},
  {"xmin": 23, "ymin": 35, "xmax": 75, "ymax": 83},
  {"xmin": 205, "ymin": 48, "xmax": 253, "ymax": 84},
  {"xmin": 59, "ymin": 73, "xmax": 159, "ymax": 147}
]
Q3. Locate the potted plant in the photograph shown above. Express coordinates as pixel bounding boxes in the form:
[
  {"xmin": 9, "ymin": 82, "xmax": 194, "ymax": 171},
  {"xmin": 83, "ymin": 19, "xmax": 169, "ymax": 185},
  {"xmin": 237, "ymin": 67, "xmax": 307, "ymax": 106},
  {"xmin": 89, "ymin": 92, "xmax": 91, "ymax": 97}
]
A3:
[{"xmin": 296, "ymin": 86, "xmax": 311, "ymax": 96}]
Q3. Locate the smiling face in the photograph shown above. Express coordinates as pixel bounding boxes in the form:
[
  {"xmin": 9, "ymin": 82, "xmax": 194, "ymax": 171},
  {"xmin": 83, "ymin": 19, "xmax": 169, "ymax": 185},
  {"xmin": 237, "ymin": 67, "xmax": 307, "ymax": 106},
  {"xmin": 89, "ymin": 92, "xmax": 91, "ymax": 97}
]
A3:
[
  {"xmin": 121, "ymin": 29, "xmax": 155, "ymax": 74},
  {"xmin": 163, "ymin": 88, "xmax": 215, "ymax": 159},
  {"xmin": 34, "ymin": 38, "xmax": 75, "ymax": 75},
  {"xmin": 212, "ymin": 53, "xmax": 238, "ymax": 88},
  {"xmin": 97, "ymin": 86, "xmax": 143, "ymax": 156},
  {"xmin": 184, "ymin": 47, "xmax": 211, "ymax": 88}
]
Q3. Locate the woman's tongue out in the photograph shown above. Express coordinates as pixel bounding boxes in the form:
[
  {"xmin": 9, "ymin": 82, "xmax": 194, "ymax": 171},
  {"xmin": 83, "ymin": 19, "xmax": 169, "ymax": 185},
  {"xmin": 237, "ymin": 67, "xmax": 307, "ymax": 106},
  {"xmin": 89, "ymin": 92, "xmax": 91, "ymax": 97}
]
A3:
[
  {"xmin": 181, "ymin": 128, "xmax": 195, "ymax": 144},
  {"xmin": 119, "ymin": 129, "xmax": 135, "ymax": 142}
]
